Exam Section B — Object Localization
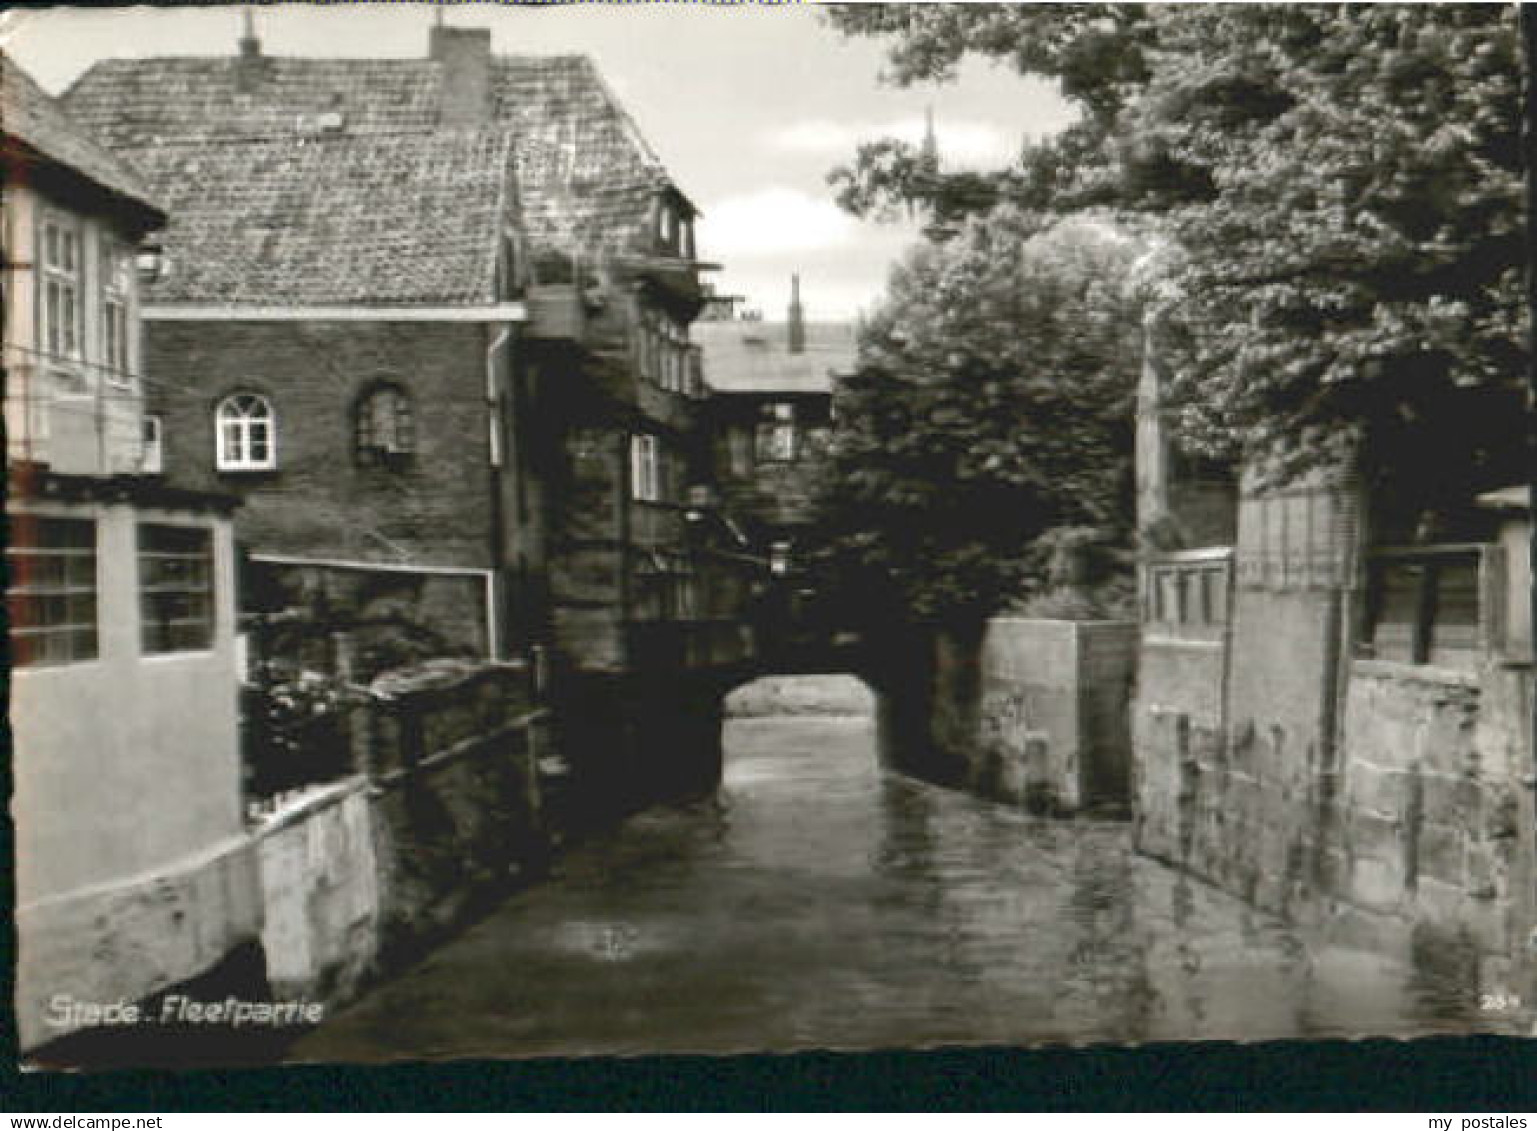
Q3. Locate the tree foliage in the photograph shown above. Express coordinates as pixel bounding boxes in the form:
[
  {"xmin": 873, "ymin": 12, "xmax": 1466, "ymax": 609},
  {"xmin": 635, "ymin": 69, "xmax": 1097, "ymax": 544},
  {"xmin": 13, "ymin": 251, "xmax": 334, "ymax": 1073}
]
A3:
[
  {"xmin": 817, "ymin": 211, "xmax": 1144, "ymax": 622},
  {"xmin": 826, "ymin": 4, "xmax": 1530, "ymax": 514}
]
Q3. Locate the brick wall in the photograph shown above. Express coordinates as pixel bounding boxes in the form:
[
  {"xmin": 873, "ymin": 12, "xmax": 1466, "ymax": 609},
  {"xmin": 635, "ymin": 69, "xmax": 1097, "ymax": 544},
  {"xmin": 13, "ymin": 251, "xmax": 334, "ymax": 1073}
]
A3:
[{"xmin": 147, "ymin": 320, "xmax": 497, "ymax": 570}]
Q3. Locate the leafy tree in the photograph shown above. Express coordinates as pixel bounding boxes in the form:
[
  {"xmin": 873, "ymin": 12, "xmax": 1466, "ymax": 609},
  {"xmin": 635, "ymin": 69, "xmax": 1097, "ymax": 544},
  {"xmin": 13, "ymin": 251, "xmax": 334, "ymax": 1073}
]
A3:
[
  {"xmin": 817, "ymin": 210, "xmax": 1145, "ymax": 623},
  {"xmin": 826, "ymin": 5, "xmax": 1529, "ymax": 520},
  {"xmin": 1138, "ymin": 6, "xmax": 1527, "ymax": 524}
]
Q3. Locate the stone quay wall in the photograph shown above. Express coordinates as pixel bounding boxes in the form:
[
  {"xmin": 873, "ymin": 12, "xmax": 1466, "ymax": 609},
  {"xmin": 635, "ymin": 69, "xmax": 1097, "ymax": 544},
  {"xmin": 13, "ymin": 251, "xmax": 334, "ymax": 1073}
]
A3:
[
  {"xmin": 1133, "ymin": 565, "xmax": 1534, "ymax": 989},
  {"xmin": 909, "ymin": 617, "xmax": 1139, "ymax": 815}
]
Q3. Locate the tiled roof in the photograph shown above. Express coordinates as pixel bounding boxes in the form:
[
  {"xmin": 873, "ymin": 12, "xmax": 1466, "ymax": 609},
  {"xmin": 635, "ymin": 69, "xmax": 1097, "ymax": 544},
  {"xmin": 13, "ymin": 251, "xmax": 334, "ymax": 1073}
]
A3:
[
  {"xmin": 118, "ymin": 129, "xmax": 518, "ymax": 305},
  {"xmin": 694, "ymin": 321, "xmax": 858, "ymax": 395},
  {"xmin": 61, "ymin": 53, "xmax": 677, "ymax": 268},
  {"xmin": 1, "ymin": 53, "xmax": 163, "ymax": 218}
]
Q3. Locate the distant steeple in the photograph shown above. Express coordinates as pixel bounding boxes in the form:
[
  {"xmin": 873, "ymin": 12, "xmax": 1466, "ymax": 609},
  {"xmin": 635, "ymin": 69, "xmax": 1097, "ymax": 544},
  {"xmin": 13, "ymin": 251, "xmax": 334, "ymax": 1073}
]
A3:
[
  {"xmin": 787, "ymin": 274, "xmax": 806, "ymax": 355},
  {"xmin": 920, "ymin": 105, "xmax": 939, "ymax": 169}
]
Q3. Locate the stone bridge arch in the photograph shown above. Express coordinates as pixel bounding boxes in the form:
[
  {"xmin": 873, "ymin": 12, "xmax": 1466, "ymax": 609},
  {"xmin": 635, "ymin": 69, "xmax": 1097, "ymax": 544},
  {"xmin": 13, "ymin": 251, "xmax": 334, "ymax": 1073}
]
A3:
[{"xmin": 551, "ymin": 618, "xmax": 958, "ymax": 831}]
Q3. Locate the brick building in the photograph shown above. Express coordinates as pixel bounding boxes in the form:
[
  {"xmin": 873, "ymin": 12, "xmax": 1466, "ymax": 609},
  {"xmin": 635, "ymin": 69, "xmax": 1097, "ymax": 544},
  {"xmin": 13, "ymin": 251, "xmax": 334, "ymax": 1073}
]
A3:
[{"xmin": 63, "ymin": 22, "xmax": 746, "ymax": 686}]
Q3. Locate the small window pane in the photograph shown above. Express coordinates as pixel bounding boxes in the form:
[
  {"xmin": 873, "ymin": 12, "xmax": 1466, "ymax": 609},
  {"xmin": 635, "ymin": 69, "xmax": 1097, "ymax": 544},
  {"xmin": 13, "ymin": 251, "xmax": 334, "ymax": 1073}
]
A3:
[
  {"xmin": 6, "ymin": 516, "xmax": 99, "ymax": 667},
  {"xmin": 138, "ymin": 524, "xmax": 215, "ymax": 653}
]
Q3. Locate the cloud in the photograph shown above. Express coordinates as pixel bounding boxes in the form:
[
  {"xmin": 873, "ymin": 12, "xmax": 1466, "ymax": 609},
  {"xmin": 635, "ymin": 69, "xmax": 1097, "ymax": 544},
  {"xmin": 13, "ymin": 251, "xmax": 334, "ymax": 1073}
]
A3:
[
  {"xmin": 769, "ymin": 116, "xmax": 1020, "ymax": 168},
  {"xmin": 696, "ymin": 187, "xmax": 859, "ymax": 258}
]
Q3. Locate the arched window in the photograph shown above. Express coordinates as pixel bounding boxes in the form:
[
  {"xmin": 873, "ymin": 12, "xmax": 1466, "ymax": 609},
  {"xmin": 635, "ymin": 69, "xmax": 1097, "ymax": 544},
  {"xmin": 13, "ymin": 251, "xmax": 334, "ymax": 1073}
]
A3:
[
  {"xmin": 355, "ymin": 384, "xmax": 414, "ymax": 465},
  {"xmin": 215, "ymin": 392, "xmax": 276, "ymax": 471}
]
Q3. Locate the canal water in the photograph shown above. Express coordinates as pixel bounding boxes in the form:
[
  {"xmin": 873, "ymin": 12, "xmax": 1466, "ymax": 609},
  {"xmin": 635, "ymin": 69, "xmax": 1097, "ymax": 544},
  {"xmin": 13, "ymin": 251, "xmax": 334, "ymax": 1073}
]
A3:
[{"xmin": 291, "ymin": 701, "xmax": 1523, "ymax": 1063}]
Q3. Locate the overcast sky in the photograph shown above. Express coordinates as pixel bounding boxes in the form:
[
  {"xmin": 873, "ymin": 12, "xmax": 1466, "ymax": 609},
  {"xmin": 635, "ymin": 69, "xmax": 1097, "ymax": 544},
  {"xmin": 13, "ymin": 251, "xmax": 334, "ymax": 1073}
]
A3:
[{"xmin": 2, "ymin": 2, "xmax": 1075, "ymax": 320}]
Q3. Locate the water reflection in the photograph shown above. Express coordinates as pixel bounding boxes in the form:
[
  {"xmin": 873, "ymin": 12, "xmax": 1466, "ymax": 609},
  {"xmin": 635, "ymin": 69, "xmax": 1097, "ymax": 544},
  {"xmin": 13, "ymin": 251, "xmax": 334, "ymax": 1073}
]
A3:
[{"xmin": 293, "ymin": 713, "xmax": 1528, "ymax": 1063}]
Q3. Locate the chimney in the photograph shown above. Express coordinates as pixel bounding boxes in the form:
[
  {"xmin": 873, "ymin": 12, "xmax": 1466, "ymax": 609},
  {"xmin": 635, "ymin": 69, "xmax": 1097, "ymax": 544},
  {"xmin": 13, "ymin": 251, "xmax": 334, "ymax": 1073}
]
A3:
[
  {"xmin": 787, "ymin": 274, "xmax": 806, "ymax": 354},
  {"xmin": 430, "ymin": 24, "xmax": 492, "ymax": 127},
  {"xmin": 235, "ymin": 8, "xmax": 267, "ymax": 93}
]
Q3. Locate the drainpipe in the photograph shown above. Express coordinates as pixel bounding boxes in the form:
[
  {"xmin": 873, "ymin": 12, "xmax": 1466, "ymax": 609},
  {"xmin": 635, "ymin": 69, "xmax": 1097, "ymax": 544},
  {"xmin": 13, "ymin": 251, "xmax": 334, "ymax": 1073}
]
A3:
[{"xmin": 485, "ymin": 322, "xmax": 514, "ymax": 662}]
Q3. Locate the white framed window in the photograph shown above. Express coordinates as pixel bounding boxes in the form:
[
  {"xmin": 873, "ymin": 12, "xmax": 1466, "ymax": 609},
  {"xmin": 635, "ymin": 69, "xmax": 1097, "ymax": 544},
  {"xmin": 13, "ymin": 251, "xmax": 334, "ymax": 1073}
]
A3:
[
  {"xmin": 40, "ymin": 215, "xmax": 82, "ymax": 365},
  {"xmin": 102, "ymin": 237, "xmax": 132, "ymax": 385},
  {"xmin": 141, "ymin": 415, "xmax": 164, "ymax": 474},
  {"xmin": 770, "ymin": 540, "xmax": 792, "ymax": 577},
  {"xmin": 756, "ymin": 402, "xmax": 798, "ymax": 463},
  {"xmin": 216, "ymin": 392, "xmax": 276, "ymax": 471},
  {"xmin": 630, "ymin": 433, "xmax": 660, "ymax": 502}
]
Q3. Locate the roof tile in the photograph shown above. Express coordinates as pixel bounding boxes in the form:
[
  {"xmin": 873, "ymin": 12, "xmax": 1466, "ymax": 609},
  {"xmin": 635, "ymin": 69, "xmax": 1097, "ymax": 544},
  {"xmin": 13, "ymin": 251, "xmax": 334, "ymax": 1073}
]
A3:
[
  {"xmin": 60, "ymin": 52, "xmax": 679, "ymax": 301},
  {"xmin": 118, "ymin": 129, "xmax": 517, "ymax": 306}
]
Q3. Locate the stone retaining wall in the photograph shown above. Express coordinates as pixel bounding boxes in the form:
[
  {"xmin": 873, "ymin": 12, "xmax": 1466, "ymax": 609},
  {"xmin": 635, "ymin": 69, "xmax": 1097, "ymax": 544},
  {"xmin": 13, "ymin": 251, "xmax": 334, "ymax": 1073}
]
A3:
[
  {"xmin": 925, "ymin": 618, "xmax": 1138, "ymax": 814},
  {"xmin": 242, "ymin": 659, "xmax": 553, "ymax": 1020},
  {"xmin": 255, "ymin": 779, "xmax": 381, "ymax": 1004},
  {"xmin": 1335, "ymin": 662, "xmax": 1528, "ymax": 971},
  {"xmin": 1133, "ymin": 625, "xmax": 1535, "ymax": 986}
]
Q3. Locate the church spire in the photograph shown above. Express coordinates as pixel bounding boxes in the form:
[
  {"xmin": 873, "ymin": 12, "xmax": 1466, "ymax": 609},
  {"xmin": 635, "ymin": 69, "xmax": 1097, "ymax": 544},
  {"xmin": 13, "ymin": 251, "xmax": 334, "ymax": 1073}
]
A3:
[{"xmin": 920, "ymin": 105, "xmax": 939, "ymax": 169}]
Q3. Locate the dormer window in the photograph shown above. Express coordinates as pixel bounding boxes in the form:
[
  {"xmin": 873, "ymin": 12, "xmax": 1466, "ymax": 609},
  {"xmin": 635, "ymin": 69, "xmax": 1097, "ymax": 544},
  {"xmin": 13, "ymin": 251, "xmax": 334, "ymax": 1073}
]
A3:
[{"xmin": 355, "ymin": 384, "xmax": 414, "ymax": 465}]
